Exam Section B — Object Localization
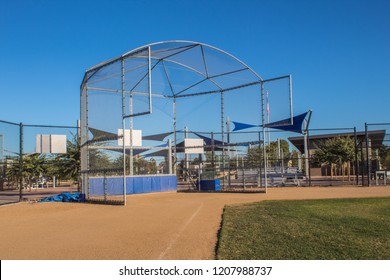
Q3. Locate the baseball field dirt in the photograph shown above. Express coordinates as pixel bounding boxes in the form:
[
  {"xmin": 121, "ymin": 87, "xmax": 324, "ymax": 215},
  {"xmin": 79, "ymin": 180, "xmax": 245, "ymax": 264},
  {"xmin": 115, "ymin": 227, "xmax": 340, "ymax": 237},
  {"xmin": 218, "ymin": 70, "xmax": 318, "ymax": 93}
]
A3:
[{"xmin": 1, "ymin": 186, "xmax": 390, "ymax": 260}]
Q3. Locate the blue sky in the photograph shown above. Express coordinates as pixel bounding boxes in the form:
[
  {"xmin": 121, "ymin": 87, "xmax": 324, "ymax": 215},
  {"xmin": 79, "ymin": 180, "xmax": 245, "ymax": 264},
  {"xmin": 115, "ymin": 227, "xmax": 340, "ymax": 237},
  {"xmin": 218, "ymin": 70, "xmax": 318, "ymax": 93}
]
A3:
[{"xmin": 1, "ymin": 0, "xmax": 389, "ymax": 131}]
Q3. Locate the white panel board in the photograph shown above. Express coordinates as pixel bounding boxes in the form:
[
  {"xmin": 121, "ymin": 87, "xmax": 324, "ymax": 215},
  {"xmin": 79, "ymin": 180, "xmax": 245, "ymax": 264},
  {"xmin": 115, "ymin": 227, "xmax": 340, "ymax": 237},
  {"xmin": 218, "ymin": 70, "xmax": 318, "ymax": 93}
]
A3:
[
  {"xmin": 118, "ymin": 129, "xmax": 142, "ymax": 147},
  {"xmin": 36, "ymin": 135, "xmax": 41, "ymax": 153},
  {"xmin": 184, "ymin": 138, "xmax": 204, "ymax": 154},
  {"xmin": 36, "ymin": 134, "xmax": 67, "ymax": 154},
  {"xmin": 51, "ymin": 135, "xmax": 67, "ymax": 154}
]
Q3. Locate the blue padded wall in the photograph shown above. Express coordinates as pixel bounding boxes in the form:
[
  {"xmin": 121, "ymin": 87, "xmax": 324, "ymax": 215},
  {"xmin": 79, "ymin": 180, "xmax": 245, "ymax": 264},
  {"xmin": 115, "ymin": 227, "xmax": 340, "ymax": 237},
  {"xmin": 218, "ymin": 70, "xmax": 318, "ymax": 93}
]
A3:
[
  {"xmin": 89, "ymin": 175, "xmax": 177, "ymax": 196},
  {"xmin": 200, "ymin": 179, "xmax": 221, "ymax": 191}
]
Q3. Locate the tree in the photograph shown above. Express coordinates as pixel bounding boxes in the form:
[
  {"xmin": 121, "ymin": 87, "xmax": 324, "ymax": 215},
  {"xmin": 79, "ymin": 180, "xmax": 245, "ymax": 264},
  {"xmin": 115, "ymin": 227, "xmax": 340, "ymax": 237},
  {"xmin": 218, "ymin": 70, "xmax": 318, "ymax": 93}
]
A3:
[
  {"xmin": 246, "ymin": 139, "xmax": 291, "ymax": 169},
  {"xmin": 379, "ymin": 144, "xmax": 390, "ymax": 169},
  {"xmin": 312, "ymin": 137, "xmax": 355, "ymax": 179},
  {"xmin": 54, "ymin": 139, "xmax": 80, "ymax": 183},
  {"xmin": 6, "ymin": 153, "xmax": 47, "ymax": 188}
]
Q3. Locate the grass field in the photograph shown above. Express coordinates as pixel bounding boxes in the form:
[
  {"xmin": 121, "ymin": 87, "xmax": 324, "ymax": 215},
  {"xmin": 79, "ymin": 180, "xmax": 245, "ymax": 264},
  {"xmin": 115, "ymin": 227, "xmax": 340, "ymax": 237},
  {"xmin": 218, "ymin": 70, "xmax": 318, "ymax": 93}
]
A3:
[{"xmin": 217, "ymin": 197, "xmax": 390, "ymax": 260}]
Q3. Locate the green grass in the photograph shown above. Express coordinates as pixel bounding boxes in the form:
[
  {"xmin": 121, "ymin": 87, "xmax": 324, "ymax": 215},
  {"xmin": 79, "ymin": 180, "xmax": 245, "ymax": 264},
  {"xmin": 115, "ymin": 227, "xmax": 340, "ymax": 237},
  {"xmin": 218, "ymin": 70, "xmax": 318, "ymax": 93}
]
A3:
[{"xmin": 216, "ymin": 197, "xmax": 390, "ymax": 260}]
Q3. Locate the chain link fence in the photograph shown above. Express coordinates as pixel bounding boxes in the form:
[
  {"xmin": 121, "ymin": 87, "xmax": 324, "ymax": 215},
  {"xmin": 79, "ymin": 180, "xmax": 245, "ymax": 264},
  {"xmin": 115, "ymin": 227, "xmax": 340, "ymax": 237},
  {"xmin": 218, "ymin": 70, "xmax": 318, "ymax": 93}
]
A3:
[
  {"xmin": 0, "ymin": 119, "xmax": 78, "ymax": 205},
  {"xmin": 1, "ymin": 118, "xmax": 388, "ymax": 205}
]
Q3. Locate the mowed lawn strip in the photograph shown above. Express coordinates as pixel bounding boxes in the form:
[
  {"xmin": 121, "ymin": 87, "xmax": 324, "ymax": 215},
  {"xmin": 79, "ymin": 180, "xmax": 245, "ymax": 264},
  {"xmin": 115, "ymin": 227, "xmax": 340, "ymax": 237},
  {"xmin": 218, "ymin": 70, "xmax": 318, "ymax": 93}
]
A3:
[{"xmin": 217, "ymin": 197, "xmax": 390, "ymax": 260}]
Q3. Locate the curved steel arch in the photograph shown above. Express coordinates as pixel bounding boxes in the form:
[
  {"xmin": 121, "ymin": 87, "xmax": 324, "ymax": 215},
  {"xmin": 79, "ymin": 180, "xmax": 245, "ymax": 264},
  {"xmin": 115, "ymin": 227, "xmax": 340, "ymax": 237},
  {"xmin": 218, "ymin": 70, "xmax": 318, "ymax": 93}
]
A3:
[{"xmin": 82, "ymin": 40, "xmax": 264, "ymax": 95}]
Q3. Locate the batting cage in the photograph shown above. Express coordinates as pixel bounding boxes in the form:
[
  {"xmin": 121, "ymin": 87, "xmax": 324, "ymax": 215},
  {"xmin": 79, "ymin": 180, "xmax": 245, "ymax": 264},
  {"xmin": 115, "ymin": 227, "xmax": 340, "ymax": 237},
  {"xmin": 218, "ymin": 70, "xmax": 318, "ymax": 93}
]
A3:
[{"xmin": 80, "ymin": 41, "xmax": 295, "ymax": 204}]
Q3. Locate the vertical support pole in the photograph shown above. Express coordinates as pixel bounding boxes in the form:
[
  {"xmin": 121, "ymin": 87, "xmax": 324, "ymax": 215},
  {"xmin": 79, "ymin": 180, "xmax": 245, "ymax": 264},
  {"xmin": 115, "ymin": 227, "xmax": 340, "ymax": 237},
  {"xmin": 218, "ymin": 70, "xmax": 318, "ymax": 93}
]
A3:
[
  {"xmin": 173, "ymin": 97, "xmax": 177, "ymax": 174},
  {"xmin": 226, "ymin": 116, "xmax": 231, "ymax": 189},
  {"xmin": 354, "ymin": 127, "xmax": 359, "ymax": 185},
  {"xmin": 211, "ymin": 132, "xmax": 215, "ymax": 176},
  {"xmin": 221, "ymin": 91, "xmax": 225, "ymax": 189},
  {"xmin": 129, "ymin": 96, "xmax": 133, "ymax": 176},
  {"xmin": 365, "ymin": 123, "xmax": 370, "ymax": 186},
  {"xmin": 168, "ymin": 139, "xmax": 172, "ymax": 175},
  {"xmin": 307, "ymin": 129, "xmax": 312, "ymax": 186},
  {"xmin": 148, "ymin": 46, "xmax": 152, "ymax": 114},
  {"xmin": 83, "ymin": 84, "xmax": 90, "ymax": 201},
  {"xmin": 277, "ymin": 138, "xmax": 281, "ymax": 171},
  {"xmin": 76, "ymin": 120, "xmax": 81, "ymax": 193},
  {"xmin": 261, "ymin": 82, "xmax": 268, "ymax": 193},
  {"xmin": 184, "ymin": 126, "xmax": 189, "ymax": 181},
  {"xmin": 298, "ymin": 152, "xmax": 302, "ymax": 171},
  {"xmin": 121, "ymin": 57, "xmax": 127, "ymax": 205},
  {"xmin": 19, "ymin": 122, "xmax": 23, "ymax": 201},
  {"xmin": 289, "ymin": 74, "xmax": 293, "ymax": 124},
  {"xmin": 258, "ymin": 132, "xmax": 262, "ymax": 189},
  {"xmin": 103, "ymin": 171, "xmax": 107, "ymax": 203},
  {"xmin": 360, "ymin": 142, "xmax": 364, "ymax": 185},
  {"xmin": 303, "ymin": 121, "xmax": 309, "ymax": 182},
  {"xmin": 0, "ymin": 134, "xmax": 3, "ymax": 183}
]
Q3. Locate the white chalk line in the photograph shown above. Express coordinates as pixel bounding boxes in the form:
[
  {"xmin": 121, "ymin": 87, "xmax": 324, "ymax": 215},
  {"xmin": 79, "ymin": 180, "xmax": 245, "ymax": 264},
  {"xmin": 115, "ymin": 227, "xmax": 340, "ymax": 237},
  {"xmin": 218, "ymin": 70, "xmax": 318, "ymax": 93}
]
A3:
[{"xmin": 158, "ymin": 202, "xmax": 204, "ymax": 259}]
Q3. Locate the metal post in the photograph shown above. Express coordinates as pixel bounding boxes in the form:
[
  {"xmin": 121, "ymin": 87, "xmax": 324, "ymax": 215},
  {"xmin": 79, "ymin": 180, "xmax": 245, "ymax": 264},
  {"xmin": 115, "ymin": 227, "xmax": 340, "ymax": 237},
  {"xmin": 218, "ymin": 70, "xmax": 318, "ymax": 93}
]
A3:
[
  {"xmin": 258, "ymin": 132, "xmax": 262, "ymax": 189},
  {"xmin": 19, "ymin": 122, "xmax": 23, "ymax": 201},
  {"xmin": 277, "ymin": 138, "xmax": 281, "ymax": 171},
  {"xmin": 0, "ymin": 134, "xmax": 3, "ymax": 182},
  {"xmin": 226, "ymin": 116, "xmax": 231, "ymax": 189},
  {"xmin": 354, "ymin": 127, "xmax": 359, "ymax": 185},
  {"xmin": 184, "ymin": 127, "xmax": 189, "ymax": 181},
  {"xmin": 148, "ymin": 45, "xmax": 153, "ymax": 114},
  {"xmin": 173, "ymin": 97, "xmax": 177, "ymax": 174},
  {"xmin": 303, "ymin": 122, "xmax": 309, "ymax": 183},
  {"xmin": 221, "ymin": 91, "xmax": 225, "ymax": 189},
  {"xmin": 307, "ymin": 128, "xmax": 312, "ymax": 186},
  {"xmin": 129, "ymin": 95, "xmax": 133, "ymax": 176},
  {"xmin": 365, "ymin": 123, "xmax": 370, "ymax": 186},
  {"xmin": 289, "ymin": 74, "xmax": 293, "ymax": 125},
  {"xmin": 360, "ymin": 142, "xmax": 364, "ymax": 185},
  {"xmin": 168, "ymin": 139, "xmax": 172, "ymax": 175},
  {"xmin": 121, "ymin": 58, "xmax": 127, "ymax": 205},
  {"xmin": 261, "ymin": 82, "xmax": 268, "ymax": 193},
  {"xmin": 211, "ymin": 132, "xmax": 215, "ymax": 182}
]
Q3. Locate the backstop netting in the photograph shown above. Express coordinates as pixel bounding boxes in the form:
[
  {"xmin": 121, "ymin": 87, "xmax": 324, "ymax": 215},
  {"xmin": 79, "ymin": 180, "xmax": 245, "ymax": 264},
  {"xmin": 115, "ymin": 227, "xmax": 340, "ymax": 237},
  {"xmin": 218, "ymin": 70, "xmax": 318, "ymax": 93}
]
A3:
[{"xmin": 80, "ymin": 41, "xmax": 294, "ymax": 203}]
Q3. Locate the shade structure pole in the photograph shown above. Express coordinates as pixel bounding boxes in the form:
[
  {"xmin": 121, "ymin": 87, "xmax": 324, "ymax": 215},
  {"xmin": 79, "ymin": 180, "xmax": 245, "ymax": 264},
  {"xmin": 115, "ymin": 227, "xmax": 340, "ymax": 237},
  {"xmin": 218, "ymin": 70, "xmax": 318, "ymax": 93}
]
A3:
[{"xmin": 303, "ymin": 120, "xmax": 309, "ymax": 180}]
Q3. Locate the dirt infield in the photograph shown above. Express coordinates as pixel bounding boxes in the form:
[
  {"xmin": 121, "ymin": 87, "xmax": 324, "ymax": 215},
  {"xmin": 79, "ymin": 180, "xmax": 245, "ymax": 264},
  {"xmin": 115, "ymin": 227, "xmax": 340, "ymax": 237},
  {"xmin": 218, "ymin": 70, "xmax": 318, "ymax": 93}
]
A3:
[{"xmin": 1, "ymin": 186, "xmax": 390, "ymax": 260}]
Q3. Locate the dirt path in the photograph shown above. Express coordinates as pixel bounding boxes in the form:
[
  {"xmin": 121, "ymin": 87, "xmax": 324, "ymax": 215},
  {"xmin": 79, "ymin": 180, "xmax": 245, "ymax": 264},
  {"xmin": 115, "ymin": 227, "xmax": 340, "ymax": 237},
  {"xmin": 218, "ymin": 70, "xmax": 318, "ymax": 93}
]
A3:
[{"xmin": 1, "ymin": 186, "xmax": 390, "ymax": 260}]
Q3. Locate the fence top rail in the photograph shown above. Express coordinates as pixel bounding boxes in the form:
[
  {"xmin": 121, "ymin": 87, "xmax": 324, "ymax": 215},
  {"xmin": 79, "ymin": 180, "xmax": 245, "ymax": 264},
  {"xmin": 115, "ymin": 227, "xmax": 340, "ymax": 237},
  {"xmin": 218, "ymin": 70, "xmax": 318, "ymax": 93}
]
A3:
[
  {"xmin": 366, "ymin": 123, "xmax": 390, "ymax": 126},
  {"xmin": 23, "ymin": 124, "xmax": 78, "ymax": 129},
  {"xmin": 0, "ymin": 119, "xmax": 19, "ymax": 126},
  {"xmin": 0, "ymin": 119, "xmax": 78, "ymax": 129}
]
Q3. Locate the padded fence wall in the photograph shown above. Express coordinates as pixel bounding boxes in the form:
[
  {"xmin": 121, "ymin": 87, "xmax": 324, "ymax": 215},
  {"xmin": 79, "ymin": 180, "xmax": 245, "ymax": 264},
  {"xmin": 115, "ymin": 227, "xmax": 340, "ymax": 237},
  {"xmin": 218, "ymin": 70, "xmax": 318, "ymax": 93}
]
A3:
[{"xmin": 89, "ymin": 175, "xmax": 177, "ymax": 196}]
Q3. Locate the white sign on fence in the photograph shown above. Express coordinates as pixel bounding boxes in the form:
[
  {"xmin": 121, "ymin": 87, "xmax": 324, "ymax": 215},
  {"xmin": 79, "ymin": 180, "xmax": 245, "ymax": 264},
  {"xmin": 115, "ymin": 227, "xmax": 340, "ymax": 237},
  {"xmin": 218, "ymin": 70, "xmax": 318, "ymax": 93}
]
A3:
[
  {"xmin": 118, "ymin": 129, "xmax": 142, "ymax": 147},
  {"xmin": 184, "ymin": 138, "xmax": 204, "ymax": 154},
  {"xmin": 36, "ymin": 134, "xmax": 67, "ymax": 154}
]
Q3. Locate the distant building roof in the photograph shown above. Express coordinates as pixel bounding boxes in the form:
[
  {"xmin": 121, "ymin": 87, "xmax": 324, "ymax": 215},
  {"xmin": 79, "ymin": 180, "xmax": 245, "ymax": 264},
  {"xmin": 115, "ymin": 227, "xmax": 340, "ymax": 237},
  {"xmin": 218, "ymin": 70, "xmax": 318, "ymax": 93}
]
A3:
[{"xmin": 288, "ymin": 130, "xmax": 386, "ymax": 153}]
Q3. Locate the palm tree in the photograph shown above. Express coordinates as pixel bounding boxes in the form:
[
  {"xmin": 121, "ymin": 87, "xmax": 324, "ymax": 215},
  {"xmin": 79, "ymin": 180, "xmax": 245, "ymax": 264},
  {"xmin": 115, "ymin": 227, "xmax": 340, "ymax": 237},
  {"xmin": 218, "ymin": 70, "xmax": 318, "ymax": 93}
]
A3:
[{"xmin": 54, "ymin": 138, "xmax": 80, "ymax": 187}]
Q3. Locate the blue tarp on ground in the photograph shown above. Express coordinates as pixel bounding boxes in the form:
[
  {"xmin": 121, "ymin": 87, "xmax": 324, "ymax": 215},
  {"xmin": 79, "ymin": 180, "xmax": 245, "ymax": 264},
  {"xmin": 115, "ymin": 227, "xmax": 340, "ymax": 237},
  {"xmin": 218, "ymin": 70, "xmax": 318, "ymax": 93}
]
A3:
[
  {"xmin": 89, "ymin": 175, "xmax": 177, "ymax": 196},
  {"xmin": 40, "ymin": 192, "xmax": 81, "ymax": 202}
]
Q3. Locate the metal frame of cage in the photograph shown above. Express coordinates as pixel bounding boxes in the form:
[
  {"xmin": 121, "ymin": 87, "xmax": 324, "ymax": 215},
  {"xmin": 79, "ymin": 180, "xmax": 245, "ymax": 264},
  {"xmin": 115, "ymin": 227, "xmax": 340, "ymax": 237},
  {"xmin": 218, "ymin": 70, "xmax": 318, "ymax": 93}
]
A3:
[{"xmin": 80, "ymin": 40, "xmax": 294, "ymax": 205}]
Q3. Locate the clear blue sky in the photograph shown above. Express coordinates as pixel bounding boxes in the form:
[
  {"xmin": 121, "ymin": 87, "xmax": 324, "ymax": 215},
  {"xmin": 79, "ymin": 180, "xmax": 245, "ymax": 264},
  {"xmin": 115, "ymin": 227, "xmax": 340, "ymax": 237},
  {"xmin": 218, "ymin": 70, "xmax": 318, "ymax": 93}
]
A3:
[{"xmin": 1, "ymin": 0, "xmax": 389, "ymax": 131}]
